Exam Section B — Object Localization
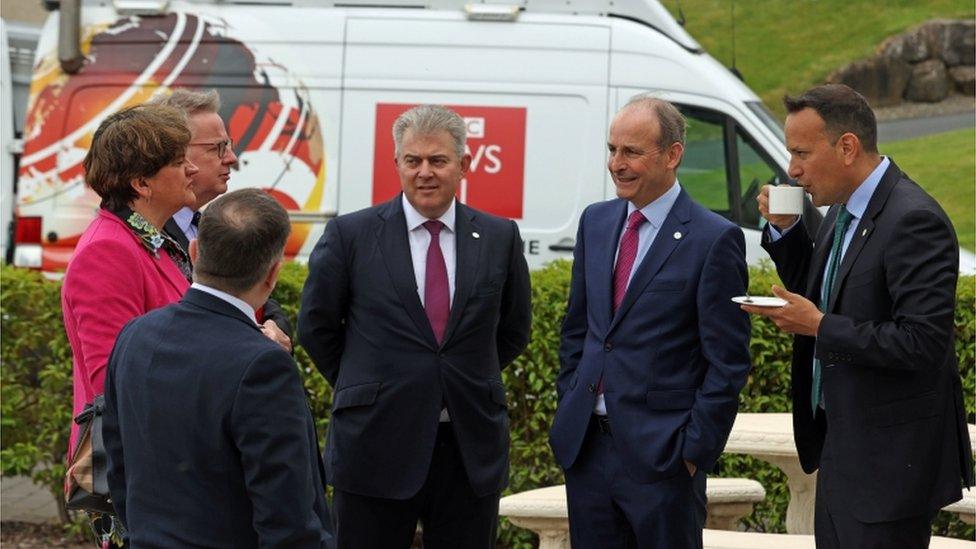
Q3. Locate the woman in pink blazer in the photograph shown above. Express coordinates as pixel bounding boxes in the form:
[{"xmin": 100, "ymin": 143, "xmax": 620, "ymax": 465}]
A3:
[{"xmin": 62, "ymin": 104, "xmax": 199, "ymax": 454}]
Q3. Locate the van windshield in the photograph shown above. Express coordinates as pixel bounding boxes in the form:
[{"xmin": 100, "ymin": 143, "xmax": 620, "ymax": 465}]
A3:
[{"xmin": 746, "ymin": 101, "xmax": 784, "ymax": 143}]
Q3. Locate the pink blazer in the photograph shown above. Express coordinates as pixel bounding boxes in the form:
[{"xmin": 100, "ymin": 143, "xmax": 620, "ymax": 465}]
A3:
[{"xmin": 62, "ymin": 209, "xmax": 189, "ymax": 454}]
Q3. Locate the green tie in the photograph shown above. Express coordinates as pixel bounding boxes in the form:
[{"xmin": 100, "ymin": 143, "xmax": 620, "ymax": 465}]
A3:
[{"xmin": 811, "ymin": 206, "xmax": 853, "ymax": 414}]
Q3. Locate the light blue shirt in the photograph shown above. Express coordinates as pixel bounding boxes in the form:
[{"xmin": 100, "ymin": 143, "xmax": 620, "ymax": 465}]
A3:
[
  {"xmin": 595, "ymin": 180, "xmax": 681, "ymax": 416},
  {"xmin": 767, "ymin": 157, "xmax": 889, "ymax": 271},
  {"xmin": 173, "ymin": 206, "xmax": 198, "ymax": 241},
  {"xmin": 615, "ymin": 180, "xmax": 683, "ymax": 287}
]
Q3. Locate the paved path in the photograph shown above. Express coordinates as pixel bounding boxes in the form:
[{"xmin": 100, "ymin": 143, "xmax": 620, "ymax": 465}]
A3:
[
  {"xmin": 1, "ymin": 476, "xmax": 59, "ymax": 523},
  {"xmin": 878, "ymin": 111, "xmax": 975, "ymax": 143}
]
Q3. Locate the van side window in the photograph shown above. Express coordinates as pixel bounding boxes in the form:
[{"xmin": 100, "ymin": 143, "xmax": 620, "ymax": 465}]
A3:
[
  {"xmin": 736, "ymin": 128, "xmax": 784, "ymax": 229},
  {"xmin": 678, "ymin": 108, "xmax": 730, "ymax": 217},
  {"xmin": 676, "ymin": 104, "xmax": 788, "ymax": 230}
]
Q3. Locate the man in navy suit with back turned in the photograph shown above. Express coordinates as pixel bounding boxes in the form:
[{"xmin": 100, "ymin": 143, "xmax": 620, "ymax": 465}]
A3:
[
  {"xmin": 298, "ymin": 104, "xmax": 531, "ymax": 549},
  {"xmin": 743, "ymin": 84, "xmax": 973, "ymax": 548},
  {"xmin": 549, "ymin": 95, "xmax": 752, "ymax": 548},
  {"xmin": 103, "ymin": 189, "xmax": 334, "ymax": 548}
]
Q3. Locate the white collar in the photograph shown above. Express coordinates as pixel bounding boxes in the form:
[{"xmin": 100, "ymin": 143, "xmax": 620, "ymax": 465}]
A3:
[
  {"xmin": 191, "ymin": 283, "xmax": 258, "ymax": 325},
  {"xmin": 402, "ymin": 193, "xmax": 456, "ymax": 233}
]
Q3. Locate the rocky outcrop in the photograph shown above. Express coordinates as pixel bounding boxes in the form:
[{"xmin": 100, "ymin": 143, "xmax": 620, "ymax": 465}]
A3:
[{"xmin": 827, "ymin": 19, "xmax": 975, "ymax": 106}]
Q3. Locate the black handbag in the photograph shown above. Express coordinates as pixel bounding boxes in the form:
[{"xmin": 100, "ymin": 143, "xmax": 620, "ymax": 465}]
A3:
[{"xmin": 64, "ymin": 394, "xmax": 115, "ymax": 514}]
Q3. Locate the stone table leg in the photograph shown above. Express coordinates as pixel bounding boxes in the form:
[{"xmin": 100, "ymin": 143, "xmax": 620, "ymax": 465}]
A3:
[
  {"xmin": 765, "ymin": 456, "xmax": 817, "ymax": 535},
  {"xmin": 506, "ymin": 517, "xmax": 570, "ymax": 549}
]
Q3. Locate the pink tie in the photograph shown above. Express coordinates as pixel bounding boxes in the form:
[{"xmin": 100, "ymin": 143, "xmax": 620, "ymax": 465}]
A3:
[
  {"xmin": 423, "ymin": 220, "xmax": 450, "ymax": 344},
  {"xmin": 598, "ymin": 209, "xmax": 647, "ymax": 395},
  {"xmin": 613, "ymin": 210, "xmax": 647, "ymax": 312}
]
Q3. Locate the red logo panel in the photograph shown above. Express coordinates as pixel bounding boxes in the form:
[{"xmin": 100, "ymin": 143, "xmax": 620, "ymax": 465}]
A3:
[{"xmin": 372, "ymin": 104, "xmax": 527, "ymax": 219}]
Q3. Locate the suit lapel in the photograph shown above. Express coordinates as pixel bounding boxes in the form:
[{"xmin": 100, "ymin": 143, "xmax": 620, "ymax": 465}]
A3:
[
  {"xmin": 377, "ymin": 197, "xmax": 439, "ymax": 348},
  {"xmin": 805, "ymin": 208, "xmax": 837, "ymax": 300},
  {"xmin": 595, "ymin": 201, "xmax": 629, "ymax": 327},
  {"xmin": 441, "ymin": 203, "xmax": 482, "ymax": 347},
  {"xmin": 609, "ymin": 190, "xmax": 690, "ymax": 333},
  {"xmin": 163, "ymin": 217, "xmax": 190, "ymax": 254},
  {"xmin": 826, "ymin": 162, "xmax": 899, "ymax": 311}
]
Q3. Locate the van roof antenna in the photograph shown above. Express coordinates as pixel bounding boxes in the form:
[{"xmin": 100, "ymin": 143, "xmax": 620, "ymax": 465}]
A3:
[
  {"xmin": 674, "ymin": 0, "xmax": 686, "ymax": 26},
  {"xmin": 729, "ymin": 0, "xmax": 743, "ymax": 81}
]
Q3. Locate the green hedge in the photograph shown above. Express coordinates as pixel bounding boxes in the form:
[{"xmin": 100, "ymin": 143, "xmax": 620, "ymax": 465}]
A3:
[{"xmin": 2, "ymin": 263, "xmax": 973, "ymax": 544}]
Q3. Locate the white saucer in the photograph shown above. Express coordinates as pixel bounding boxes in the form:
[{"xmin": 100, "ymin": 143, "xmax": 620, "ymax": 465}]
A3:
[{"xmin": 732, "ymin": 296, "xmax": 787, "ymax": 308}]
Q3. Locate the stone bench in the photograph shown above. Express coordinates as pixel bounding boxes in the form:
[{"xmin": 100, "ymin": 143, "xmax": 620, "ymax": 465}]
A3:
[
  {"xmin": 944, "ymin": 488, "xmax": 976, "ymax": 525},
  {"xmin": 701, "ymin": 530, "xmax": 974, "ymax": 549},
  {"xmin": 499, "ymin": 479, "xmax": 765, "ymax": 549}
]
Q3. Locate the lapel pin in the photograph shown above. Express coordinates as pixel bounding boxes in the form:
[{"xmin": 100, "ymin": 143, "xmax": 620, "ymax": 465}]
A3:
[
  {"xmin": 472, "ymin": 232, "xmax": 480, "ymax": 239},
  {"xmin": 861, "ymin": 228, "xmax": 868, "ymax": 237},
  {"xmin": 673, "ymin": 231, "xmax": 682, "ymax": 240}
]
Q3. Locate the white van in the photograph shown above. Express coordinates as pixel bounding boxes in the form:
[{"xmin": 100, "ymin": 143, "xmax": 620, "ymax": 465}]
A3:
[{"xmin": 11, "ymin": 0, "xmax": 820, "ymax": 271}]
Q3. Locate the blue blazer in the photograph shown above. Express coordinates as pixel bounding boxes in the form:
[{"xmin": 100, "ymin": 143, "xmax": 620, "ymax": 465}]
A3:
[
  {"xmin": 103, "ymin": 289, "xmax": 334, "ymax": 548},
  {"xmin": 550, "ymin": 189, "xmax": 751, "ymax": 482}
]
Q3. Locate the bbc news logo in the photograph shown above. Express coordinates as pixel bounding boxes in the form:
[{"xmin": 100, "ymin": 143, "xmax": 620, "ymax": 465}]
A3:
[
  {"xmin": 373, "ymin": 104, "xmax": 527, "ymax": 219},
  {"xmin": 464, "ymin": 117, "xmax": 485, "ymax": 138}
]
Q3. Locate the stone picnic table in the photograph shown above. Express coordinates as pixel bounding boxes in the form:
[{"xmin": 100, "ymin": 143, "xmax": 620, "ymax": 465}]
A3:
[{"xmin": 725, "ymin": 413, "xmax": 976, "ymax": 535}]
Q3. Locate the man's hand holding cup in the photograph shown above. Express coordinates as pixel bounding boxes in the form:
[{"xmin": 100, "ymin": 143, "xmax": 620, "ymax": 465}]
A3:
[{"xmin": 758, "ymin": 184, "xmax": 804, "ymax": 230}]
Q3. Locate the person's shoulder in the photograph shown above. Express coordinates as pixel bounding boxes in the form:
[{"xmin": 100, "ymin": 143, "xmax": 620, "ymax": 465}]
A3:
[
  {"xmin": 884, "ymin": 168, "xmax": 951, "ymax": 224},
  {"xmin": 684, "ymin": 196, "xmax": 739, "ymax": 234},
  {"xmin": 334, "ymin": 197, "xmax": 396, "ymax": 227},
  {"xmin": 460, "ymin": 203, "xmax": 516, "ymax": 233}
]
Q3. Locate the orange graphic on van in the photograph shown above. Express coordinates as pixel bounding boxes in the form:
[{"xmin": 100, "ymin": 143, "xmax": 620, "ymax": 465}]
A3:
[{"xmin": 16, "ymin": 12, "xmax": 325, "ymax": 271}]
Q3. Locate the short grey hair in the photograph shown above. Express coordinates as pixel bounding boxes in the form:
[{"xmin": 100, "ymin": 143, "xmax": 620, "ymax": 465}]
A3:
[
  {"xmin": 623, "ymin": 94, "xmax": 687, "ymax": 149},
  {"xmin": 149, "ymin": 88, "xmax": 221, "ymax": 116},
  {"xmin": 392, "ymin": 105, "xmax": 467, "ymax": 159}
]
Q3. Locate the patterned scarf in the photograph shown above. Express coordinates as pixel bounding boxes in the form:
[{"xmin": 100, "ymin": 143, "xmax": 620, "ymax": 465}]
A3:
[{"xmin": 114, "ymin": 208, "xmax": 193, "ymax": 283}]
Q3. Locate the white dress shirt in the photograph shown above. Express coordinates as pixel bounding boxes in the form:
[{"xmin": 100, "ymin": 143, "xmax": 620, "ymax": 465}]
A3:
[
  {"xmin": 402, "ymin": 194, "xmax": 457, "ymax": 422},
  {"xmin": 190, "ymin": 282, "xmax": 258, "ymax": 325},
  {"xmin": 402, "ymin": 194, "xmax": 457, "ymax": 307}
]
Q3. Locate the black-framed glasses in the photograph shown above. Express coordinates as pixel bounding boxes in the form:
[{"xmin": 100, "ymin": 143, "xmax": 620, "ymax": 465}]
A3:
[{"xmin": 189, "ymin": 139, "xmax": 233, "ymax": 159}]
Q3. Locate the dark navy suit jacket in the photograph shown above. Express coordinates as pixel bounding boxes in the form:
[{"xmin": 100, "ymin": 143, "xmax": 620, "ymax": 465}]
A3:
[
  {"xmin": 763, "ymin": 160, "xmax": 973, "ymax": 522},
  {"xmin": 298, "ymin": 195, "xmax": 532, "ymax": 499},
  {"xmin": 103, "ymin": 289, "xmax": 334, "ymax": 548},
  {"xmin": 550, "ymin": 189, "xmax": 752, "ymax": 481}
]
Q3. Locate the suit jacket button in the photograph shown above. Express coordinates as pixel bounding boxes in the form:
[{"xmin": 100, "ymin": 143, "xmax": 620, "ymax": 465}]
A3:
[
  {"xmin": 604, "ymin": 343, "xmax": 612, "ymax": 352},
  {"xmin": 587, "ymin": 383, "xmax": 597, "ymax": 393}
]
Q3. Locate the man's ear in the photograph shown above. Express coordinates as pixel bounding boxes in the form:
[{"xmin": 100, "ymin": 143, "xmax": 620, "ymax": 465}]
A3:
[
  {"xmin": 188, "ymin": 239, "xmax": 199, "ymax": 264},
  {"xmin": 665, "ymin": 142, "xmax": 684, "ymax": 171},
  {"xmin": 265, "ymin": 257, "xmax": 283, "ymax": 290},
  {"xmin": 838, "ymin": 132, "xmax": 860, "ymax": 166},
  {"xmin": 460, "ymin": 152, "xmax": 472, "ymax": 175}
]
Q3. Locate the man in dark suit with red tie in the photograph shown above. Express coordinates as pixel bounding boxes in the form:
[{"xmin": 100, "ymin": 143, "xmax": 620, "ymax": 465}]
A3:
[
  {"xmin": 549, "ymin": 96, "xmax": 752, "ymax": 548},
  {"xmin": 298, "ymin": 104, "xmax": 532, "ymax": 549},
  {"xmin": 743, "ymin": 84, "xmax": 972, "ymax": 548}
]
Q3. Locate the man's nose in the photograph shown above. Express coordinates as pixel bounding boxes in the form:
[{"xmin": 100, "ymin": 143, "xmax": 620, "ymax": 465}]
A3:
[
  {"xmin": 418, "ymin": 161, "xmax": 434, "ymax": 178},
  {"xmin": 788, "ymin": 161, "xmax": 801, "ymax": 179},
  {"xmin": 187, "ymin": 161, "xmax": 200, "ymax": 175},
  {"xmin": 223, "ymin": 147, "xmax": 239, "ymax": 166}
]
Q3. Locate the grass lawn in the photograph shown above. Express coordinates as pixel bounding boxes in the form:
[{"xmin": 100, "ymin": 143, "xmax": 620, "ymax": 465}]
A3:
[
  {"xmin": 664, "ymin": 1, "xmax": 975, "ymax": 116},
  {"xmin": 882, "ymin": 128, "xmax": 976, "ymax": 251}
]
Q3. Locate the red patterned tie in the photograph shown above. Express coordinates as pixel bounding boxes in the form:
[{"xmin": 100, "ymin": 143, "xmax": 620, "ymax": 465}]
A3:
[
  {"xmin": 423, "ymin": 220, "xmax": 450, "ymax": 344},
  {"xmin": 598, "ymin": 209, "xmax": 647, "ymax": 395},
  {"xmin": 613, "ymin": 210, "xmax": 647, "ymax": 312}
]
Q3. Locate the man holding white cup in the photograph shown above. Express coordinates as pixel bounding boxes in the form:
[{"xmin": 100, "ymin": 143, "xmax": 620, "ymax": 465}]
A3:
[{"xmin": 743, "ymin": 84, "xmax": 971, "ymax": 549}]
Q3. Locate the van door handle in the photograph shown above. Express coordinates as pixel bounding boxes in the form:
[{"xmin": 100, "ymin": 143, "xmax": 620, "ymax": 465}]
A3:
[{"xmin": 549, "ymin": 239, "xmax": 575, "ymax": 252}]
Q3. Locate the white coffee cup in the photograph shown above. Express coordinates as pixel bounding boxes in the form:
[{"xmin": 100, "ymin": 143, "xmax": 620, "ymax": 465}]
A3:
[{"xmin": 768, "ymin": 185, "xmax": 805, "ymax": 215}]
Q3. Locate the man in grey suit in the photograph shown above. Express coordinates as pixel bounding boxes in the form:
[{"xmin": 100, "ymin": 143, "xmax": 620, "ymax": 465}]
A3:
[{"xmin": 299, "ymin": 105, "xmax": 532, "ymax": 549}]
